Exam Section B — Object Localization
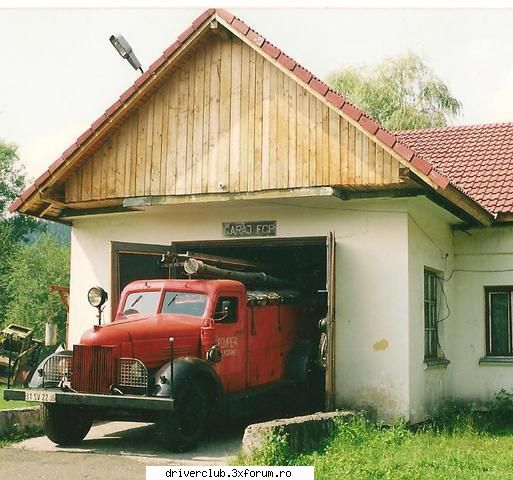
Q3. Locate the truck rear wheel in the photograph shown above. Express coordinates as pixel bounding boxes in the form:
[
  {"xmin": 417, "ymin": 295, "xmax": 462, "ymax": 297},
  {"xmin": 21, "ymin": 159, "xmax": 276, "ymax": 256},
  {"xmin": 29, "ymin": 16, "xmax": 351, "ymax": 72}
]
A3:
[
  {"xmin": 157, "ymin": 381, "xmax": 208, "ymax": 452},
  {"xmin": 41, "ymin": 404, "xmax": 93, "ymax": 446}
]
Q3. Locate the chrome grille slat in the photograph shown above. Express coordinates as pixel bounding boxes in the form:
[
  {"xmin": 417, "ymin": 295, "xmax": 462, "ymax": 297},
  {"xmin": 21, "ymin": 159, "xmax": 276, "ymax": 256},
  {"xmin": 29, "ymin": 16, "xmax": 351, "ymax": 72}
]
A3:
[
  {"xmin": 117, "ymin": 358, "xmax": 148, "ymax": 388},
  {"xmin": 71, "ymin": 345, "xmax": 117, "ymax": 394}
]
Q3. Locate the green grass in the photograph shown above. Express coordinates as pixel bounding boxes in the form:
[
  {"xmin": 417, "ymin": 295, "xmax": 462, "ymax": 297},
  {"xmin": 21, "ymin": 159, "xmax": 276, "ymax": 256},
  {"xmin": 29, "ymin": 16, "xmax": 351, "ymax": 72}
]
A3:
[
  {"xmin": 237, "ymin": 406, "xmax": 513, "ymax": 480},
  {"xmin": 0, "ymin": 426, "xmax": 41, "ymax": 448},
  {"xmin": 0, "ymin": 386, "xmax": 41, "ymax": 448},
  {"xmin": 0, "ymin": 386, "xmax": 30, "ymax": 410},
  {"xmin": 0, "ymin": 386, "xmax": 41, "ymax": 447}
]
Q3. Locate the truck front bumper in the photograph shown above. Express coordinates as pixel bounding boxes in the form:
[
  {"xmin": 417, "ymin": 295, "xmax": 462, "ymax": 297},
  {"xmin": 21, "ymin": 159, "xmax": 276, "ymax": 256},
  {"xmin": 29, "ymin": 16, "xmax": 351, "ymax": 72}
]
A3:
[{"xmin": 3, "ymin": 388, "xmax": 174, "ymax": 411}]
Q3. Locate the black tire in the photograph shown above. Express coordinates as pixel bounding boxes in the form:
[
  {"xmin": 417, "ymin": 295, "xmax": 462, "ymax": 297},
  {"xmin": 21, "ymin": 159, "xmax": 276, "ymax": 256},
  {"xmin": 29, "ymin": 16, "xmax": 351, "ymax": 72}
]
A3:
[
  {"xmin": 297, "ymin": 345, "xmax": 326, "ymax": 413},
  {"xmin": 157, "ymin": 380, "xmax": 208, "ymax": 452},
  {"xmin": 41, "ymin": 404, "xmax": 93, "ymax": 446},
  {"xmin": 306, "ymin": 363, "xmax": 326, "ymax": 411}
]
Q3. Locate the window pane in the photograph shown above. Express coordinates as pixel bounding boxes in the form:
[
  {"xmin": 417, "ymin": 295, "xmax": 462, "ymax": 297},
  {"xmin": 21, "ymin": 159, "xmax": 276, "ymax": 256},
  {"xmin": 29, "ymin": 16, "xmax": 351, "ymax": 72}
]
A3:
[
  {"xmin": 430, "ymin": 275, "xmax": 437, "ymax": 301},
  {"xmin": 161, "ymin": 291, "xmax": 208, "ymax": 317},
  {"xmin": 123, "ymin": 291, "xmax": 160, "ymax": 316},
  {"xmin": 430, "ymin": 302, "xmax": 436, "ymax": 326},
  {"xmin": 490, "ymin": 292, "xmax": 511, "ymax": 356},
  {"xmin": 424, "ymin": 270, "xmax": 439, "ymax": 359},
  {"xmin": 430, "ymin": 328, "xmax": 437, "ymax": 358}
]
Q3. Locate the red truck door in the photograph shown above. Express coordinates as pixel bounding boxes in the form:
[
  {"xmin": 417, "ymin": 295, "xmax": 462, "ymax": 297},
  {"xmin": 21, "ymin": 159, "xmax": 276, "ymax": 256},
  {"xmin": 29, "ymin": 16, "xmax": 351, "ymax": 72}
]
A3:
[{"xmin": 212, "ymin": 293, "xmax": 246, "ymax": 392}]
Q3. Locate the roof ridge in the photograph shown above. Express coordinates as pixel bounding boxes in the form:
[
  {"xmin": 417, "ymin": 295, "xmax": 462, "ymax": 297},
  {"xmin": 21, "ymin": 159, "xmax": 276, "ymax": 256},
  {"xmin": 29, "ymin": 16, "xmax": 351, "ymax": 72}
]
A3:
[{"xmin": 395, "ymin": 121, "xmax": 513, "ymax": 135}]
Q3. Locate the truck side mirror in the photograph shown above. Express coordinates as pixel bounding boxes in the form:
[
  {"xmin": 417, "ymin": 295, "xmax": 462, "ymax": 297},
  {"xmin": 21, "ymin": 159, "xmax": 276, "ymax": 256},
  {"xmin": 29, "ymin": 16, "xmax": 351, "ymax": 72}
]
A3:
[
  {"xmin": 213, "ymin": 300, "xmax": 231, "ymax": 321},
  {"xmin": 214, "ymin": 298, "xmax": 237, "ymax": 323},
  {"xmin": 221, "ymin": 300, "xmax": 231, "ymax": 315}
]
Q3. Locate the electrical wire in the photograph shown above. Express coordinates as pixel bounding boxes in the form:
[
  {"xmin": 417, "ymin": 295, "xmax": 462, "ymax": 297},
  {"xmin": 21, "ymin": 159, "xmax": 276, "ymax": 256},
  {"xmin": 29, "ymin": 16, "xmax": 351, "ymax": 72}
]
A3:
[
  {"xmin": 436, "ymin": 277, "xmax": 451, "ymax": 325},
  {"xmin": 434, "ymin": 259, "xmax": 513, "ymax": 355},
  {"xmin": 256, "ymin": 198, "xmax": 411, "ymax": 215},
  {"xmin": 444, "ymin": 268, "xmax": 513, "ymax": 282},
  {"xmin": 434, "ymin": 256, "xmax": 450, "ymax": 357},
  {"xmin": 257, "ymin": 197, "xmax": 513, "ymax": 354},
  {"xmin": 436, "ymin": 255, "xmax": 451, "ymax": 323},
  {"xmin": 408, "ymin": 213, "xmax": 448, "ymax": 257}
]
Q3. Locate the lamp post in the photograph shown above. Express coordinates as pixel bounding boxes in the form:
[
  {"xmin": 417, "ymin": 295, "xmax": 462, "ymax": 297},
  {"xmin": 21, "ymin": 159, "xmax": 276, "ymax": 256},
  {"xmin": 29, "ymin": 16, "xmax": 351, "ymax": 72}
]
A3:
[{"xmin": 109, "ymin": 34, "xmax": 144, "ymax": 74}]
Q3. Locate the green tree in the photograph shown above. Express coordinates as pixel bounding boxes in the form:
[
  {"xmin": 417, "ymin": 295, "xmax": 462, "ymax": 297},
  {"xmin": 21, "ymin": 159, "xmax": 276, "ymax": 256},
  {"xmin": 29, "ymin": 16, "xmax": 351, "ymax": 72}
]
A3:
[
  {"xmin": 4, "ymin": 233, "xmax": 70, "ymax": 344},
  {"xmin": 327, "ymin": 52, "xmax": 462, "ymax": 130},
  {"xmin": 0, "ymin": 141, "xmax": 40, "ymax": 325},
  {"xmin": 0, "ymin": 141, "xmax": 36, "ymax": 236}
]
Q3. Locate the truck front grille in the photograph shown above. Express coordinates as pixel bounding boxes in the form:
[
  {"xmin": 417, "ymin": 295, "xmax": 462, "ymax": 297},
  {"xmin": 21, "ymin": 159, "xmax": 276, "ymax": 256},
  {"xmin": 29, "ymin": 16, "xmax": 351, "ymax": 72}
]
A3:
[
  {"xmin": 118, "ymin": 358, "xmax": 148, "ymax": 388},
  {"xmin": 71, "ymin": 345, "xmax": 117, "ymax": 394},
  {"xmin": 42, "ymin": 354, "xmax": 72, "ymax": 383}
]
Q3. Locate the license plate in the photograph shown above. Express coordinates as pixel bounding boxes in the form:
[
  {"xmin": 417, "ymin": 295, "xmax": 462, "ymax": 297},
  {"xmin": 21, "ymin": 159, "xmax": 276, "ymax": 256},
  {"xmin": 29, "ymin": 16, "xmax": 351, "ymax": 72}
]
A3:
[{"xmin": 25, "ymin": 391, "xmax": 56, "ymax": 403}]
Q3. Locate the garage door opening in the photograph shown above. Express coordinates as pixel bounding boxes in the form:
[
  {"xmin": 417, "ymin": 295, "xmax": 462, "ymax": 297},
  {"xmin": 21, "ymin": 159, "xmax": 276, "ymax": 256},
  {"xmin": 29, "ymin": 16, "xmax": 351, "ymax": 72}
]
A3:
[
  {"xmin": 171, "ymin": 237, "xmax": 326, "ymax": 294},
  {"xmin": 111, "ymin": 236, "xmax": 335, "ymax": 412}
]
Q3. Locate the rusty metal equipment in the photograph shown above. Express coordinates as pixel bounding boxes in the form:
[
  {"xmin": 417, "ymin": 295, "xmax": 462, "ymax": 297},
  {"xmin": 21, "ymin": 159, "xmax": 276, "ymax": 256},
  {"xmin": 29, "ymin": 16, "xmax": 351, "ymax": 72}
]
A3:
[
  {"xmin": 160, "ymin": 249, "xmax": 273, "ymax": 278},
  {"xmin": 183, "ymin": 257, "xmax": 292, "ymax": 289},
  {"xmin": 0, "ymin": 324, "xmax": 42, "ymax": 387},
  {"xmin": 50, "ymin": 285, "xmax": 70, "ymax": 348},
  {"xmin": 179, "ymin": 251, "xmax": 271, "ymax": 271}
]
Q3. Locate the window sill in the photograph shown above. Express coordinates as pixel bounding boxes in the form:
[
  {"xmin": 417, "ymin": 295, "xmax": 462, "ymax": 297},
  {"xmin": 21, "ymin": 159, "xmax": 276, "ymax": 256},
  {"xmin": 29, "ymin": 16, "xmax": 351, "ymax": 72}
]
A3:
[
  {"xmin": 424, "ymin": 358, "xmax": 450, "ymax": 369},
  {"xmin": 479, "ymin": 356, "xmax": 513, "ymax": 365}
]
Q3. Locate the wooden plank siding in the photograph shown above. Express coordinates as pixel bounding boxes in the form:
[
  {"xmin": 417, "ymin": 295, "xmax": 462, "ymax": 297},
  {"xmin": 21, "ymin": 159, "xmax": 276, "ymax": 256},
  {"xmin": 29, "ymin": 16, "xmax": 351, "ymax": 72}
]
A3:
[{"xmin": 65, "ymin": 33, "xmax": 402, "ymax": 203}]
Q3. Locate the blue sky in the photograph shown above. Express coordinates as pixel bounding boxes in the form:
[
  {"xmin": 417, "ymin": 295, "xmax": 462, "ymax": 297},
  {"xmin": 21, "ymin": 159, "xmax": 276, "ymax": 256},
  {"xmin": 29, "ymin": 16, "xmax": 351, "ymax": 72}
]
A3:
[{"xmin": 1, "ymin": 6, "xmax": 513, "ymax": 179}]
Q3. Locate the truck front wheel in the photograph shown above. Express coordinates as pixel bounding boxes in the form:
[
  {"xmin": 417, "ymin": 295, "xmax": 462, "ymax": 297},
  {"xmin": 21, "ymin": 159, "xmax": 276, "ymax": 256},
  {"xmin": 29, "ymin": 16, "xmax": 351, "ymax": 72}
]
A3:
[
  {"xmin": 157, "ymin": 381, "xmax": 208, "ymax": 452},
  {"xmin": 41, "ymin": 404, "xmax": 93, "ymax": 446}
]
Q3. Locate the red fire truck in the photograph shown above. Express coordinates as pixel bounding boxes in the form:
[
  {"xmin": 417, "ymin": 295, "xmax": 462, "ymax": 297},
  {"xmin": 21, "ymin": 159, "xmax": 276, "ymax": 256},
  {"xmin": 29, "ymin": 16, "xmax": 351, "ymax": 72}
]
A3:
[{"xmin": 4, "ymin": 271, "xmax": 324, "ymax": 451}]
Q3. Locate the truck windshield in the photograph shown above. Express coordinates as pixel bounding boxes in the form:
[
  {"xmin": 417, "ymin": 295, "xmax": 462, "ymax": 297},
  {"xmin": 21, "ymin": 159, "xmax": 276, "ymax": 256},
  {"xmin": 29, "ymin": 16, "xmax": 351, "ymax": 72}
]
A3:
[
  {"xmin": 122, "ymin": 291, "xmax": 160, "ymax": 316},
  {"xmin": 161, "ymin": 291, "xmax": 208, "ymax": 317}
]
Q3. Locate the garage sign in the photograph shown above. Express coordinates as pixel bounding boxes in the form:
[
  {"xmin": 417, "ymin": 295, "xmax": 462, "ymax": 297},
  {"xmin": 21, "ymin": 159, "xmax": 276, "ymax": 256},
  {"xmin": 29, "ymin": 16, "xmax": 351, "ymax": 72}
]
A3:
[{"xmin": 222, "ymin": 221, "xmax": 277, "ymax": 237}]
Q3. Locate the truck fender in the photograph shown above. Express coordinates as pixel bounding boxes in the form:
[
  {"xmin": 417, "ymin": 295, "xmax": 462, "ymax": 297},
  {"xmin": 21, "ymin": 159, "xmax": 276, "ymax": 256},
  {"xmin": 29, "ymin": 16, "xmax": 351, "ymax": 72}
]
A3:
[
  {"xmin": 153, "ymin": 357, "xmax": 224, "ymax": 406},
  {"xmin": 284, "ymin": 339, "xmax": 317, "ymax": 384},
  {"xmin": 28, "ymin": 350, "xmax": 73, "ymax": 388}
]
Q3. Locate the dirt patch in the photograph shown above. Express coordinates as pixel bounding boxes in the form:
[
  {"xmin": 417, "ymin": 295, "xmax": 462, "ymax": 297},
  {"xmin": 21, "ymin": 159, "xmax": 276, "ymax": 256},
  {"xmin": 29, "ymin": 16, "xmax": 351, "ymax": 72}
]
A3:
[
  {"xmin": 0, "ymin": 420, "xmax": 243, "ymax": 479},
  {"xmin": 0, "ymin": 448, "xmax": 148, "ymax": 480}
]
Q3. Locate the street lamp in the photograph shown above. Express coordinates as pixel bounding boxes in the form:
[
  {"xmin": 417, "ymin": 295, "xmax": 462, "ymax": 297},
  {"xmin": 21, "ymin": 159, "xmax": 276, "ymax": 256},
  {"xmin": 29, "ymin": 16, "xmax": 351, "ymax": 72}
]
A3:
[{"xmin": 109, "ymin": 34, "xmax": 144, "ymax": 74}]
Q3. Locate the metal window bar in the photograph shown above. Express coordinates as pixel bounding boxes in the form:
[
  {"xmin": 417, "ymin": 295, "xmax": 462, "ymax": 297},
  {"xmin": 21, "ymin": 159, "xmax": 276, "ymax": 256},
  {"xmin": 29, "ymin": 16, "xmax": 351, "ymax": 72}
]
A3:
[
  {"xmin": 424, "ymin": 270, "xmax": 438, "ymax": 359},
  {"xmin": 117, "ymin": 358, "xmax": 148, "ymax": 388}
]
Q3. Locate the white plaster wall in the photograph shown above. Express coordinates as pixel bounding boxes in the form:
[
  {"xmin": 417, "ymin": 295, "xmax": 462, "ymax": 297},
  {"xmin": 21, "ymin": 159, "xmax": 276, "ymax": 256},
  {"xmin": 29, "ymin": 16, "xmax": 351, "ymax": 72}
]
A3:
[
  {"xmin": 68, "ymin": 197, "xmax": 411, "ymax": 421},
  {"xmin": 451, "ymin": 226, "xmax": 513, "ymax": 402},
  {"xmin": 402, "ymin": 197, "xmax": 513, "ymax": 419},
  {"xmin": 332, "ymin": 201, "xmax": 410, "ymax": 422},
  {"xmin": 407, "ymin": 198, "xmax": 456, "ymax": 423}
]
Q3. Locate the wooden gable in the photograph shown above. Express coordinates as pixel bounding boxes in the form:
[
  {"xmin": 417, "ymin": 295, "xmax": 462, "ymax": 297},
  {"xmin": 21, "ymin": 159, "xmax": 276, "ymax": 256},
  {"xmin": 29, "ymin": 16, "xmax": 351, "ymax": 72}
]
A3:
[
  {"xmin": 64, "ymin": 30, "xmax": 402, "ymax": 206},
  {"xmin": 12, "ymin": 9, "xmax": 493, "ymax": 226}
]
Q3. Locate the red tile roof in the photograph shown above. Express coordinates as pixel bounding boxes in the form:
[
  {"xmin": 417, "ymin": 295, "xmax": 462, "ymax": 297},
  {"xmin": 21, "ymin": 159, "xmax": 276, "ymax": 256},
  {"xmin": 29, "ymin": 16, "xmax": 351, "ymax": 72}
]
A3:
[
  {"xmin": 396, "ymin": 123, "xmax": 513, "ymax": 215},
  {"xmin": 8, "ymin": 8, "xmax": 467, "ymax": 217}
]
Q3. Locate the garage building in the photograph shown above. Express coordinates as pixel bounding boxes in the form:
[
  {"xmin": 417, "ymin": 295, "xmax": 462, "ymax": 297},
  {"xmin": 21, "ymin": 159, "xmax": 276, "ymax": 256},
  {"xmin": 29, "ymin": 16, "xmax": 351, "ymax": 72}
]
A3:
[{"xmin": 10, "ymin": 8, "xmax": 513, "ymax": 423}]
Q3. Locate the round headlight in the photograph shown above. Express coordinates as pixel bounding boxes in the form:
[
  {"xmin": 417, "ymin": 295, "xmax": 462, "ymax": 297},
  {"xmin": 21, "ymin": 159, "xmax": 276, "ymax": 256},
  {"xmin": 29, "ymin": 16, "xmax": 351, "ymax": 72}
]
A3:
[{"xmin": 88, "ymin": 286, "xmax": 108, "ymax": 308}]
